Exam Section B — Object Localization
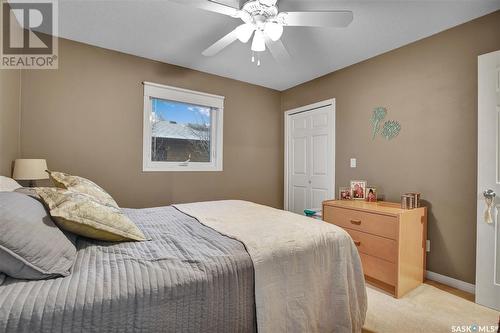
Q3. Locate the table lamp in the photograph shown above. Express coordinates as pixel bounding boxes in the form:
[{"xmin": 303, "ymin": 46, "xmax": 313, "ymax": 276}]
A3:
[{"xmin": 12, "ymin": 159, "xmax": 49, "ymax": 187}]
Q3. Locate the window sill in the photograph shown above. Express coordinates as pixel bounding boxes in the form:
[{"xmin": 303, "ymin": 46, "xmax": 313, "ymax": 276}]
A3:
[{"xmin": 142, "ymin": 164, "xmax": 223, "ymax": 172}]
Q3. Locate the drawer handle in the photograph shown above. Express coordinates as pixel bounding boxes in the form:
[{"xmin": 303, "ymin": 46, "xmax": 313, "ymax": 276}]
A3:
[
  {"xmin": 353, "ymin": 240, "xmax": 361, "ymax": 246},
  {"xmin": 350, "ymin": 219, "xmax": 362, "ymax": 225}
]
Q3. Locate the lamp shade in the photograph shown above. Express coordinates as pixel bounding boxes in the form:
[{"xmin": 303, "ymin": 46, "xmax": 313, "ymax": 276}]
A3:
[{"xmin": 12, "ymin": 159, "xmax": 49, "ymax": 180}]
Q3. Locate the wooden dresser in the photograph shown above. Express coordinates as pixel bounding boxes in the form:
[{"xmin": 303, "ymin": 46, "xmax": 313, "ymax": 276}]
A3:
[{"xmin": 322, "ymin": 200, "xmax": 427, "ymax": 298}]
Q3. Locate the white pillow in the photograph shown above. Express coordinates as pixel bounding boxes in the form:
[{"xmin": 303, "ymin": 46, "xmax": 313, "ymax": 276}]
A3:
[{"xmin": 0, "ymin": 176, "xmax": 22, "ymax": 192}]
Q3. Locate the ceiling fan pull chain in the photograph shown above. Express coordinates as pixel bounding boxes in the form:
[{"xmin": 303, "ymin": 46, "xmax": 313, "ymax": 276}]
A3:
[{"xmin": 251, "ymin": 51, "xmax": 255, "ymax": 63}]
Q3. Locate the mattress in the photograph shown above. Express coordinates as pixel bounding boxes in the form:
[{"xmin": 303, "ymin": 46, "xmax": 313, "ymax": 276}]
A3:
[{"xmin": 0, "ymin": 206, "xmax": 256, "ymax": 333}]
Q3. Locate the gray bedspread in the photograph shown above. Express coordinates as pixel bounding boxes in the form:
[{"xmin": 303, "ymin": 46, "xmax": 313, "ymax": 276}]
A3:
[{"xmin": 0, "ymin": 206, "xmax": 256, "ymax": 333}]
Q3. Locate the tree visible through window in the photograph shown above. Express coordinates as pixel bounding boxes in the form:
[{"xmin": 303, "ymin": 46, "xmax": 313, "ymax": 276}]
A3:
[{"xmin": 151, "ymin": 98, "xmax": 212, "ymax": 163}]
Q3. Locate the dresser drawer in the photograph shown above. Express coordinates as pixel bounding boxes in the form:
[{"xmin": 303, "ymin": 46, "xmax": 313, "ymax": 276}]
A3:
[
  {"xmin": 359, "ymin": 253, "xmax": 396, "ymax": 286},
  {"xmin": 323, "ymin": 206, "xmax": 398, "ymax": 239},
  {"xmin": 343, "ymin": 227, "xmax": 397, "ymax": 263}
]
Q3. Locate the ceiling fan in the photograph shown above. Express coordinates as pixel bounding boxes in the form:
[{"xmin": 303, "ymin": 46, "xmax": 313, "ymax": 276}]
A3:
[{"xmin": 170, "ymin": 0, "xmax": 353, "ymax": 66}]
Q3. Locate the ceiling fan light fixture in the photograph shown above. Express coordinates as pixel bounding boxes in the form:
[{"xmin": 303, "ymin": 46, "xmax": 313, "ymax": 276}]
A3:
[
  {"xmin": 194, "ymin": 0, "xmax": 353, "ymax": 64},
  {"xmin": 264, "ymin": 22, "xmax": 283, "ymax": 42},
  {"xmin": 251, "ymin": 30, "xmax": 266, "ymax": 52},
  {"xmin": 235, "ymin": 23, "xmax": 255, "ymax": 43}
]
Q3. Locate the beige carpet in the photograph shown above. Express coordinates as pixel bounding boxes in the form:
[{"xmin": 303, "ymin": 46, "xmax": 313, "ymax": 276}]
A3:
[{"xmin": 363, "ymin": 284, "xmax": 499, "ymax": 333}]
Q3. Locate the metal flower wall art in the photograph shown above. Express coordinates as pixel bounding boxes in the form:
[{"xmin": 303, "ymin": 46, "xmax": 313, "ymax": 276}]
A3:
[
  {"xmin": 370, "ymin": 107, "xmax": 401, "ymax": 141},
  {"xmin": 370, "ymin": 107, "xmax": 387, "ymax": 140},
  {"xmin": 381, "ymin": 120, "xmax": 401, "ymax": 140}
]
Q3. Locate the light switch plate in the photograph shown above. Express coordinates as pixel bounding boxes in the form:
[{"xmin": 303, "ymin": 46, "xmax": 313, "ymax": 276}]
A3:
[
  {"xmin": 350, "ymin": 158, "xmax": 357, "ymax": 168},
  {"xmin": 426, "ymin": 240, "xmax": 431, "ymax": 252}
]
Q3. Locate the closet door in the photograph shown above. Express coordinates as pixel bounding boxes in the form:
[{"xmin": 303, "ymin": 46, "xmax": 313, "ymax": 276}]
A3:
[
  {"xmin": 309, "ymin": 107, "xmax": 333, "ymax": 212},
  {"xmin": 289, "ymin": 111, "xmax": 310, "ymax": 214},
  {"xmin": 287, "ymin": 103, "xmax": 334, "ymax": 215}
]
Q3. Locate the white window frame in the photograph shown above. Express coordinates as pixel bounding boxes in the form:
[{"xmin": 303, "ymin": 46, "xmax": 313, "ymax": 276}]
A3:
[{"xmin": 142, "ymin": 82, "xmax": 224, "ymax": 172}]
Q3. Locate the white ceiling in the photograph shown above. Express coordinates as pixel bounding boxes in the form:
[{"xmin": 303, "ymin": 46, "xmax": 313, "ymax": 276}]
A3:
[{"xmin": 56, "ymin": 0, "xmax": 500, "ymax": 91}]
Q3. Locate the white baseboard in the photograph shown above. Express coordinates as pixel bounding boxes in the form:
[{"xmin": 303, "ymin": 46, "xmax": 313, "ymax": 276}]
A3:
[{"xmin": 426, "ymin": 270, "xmax": 476, "ymax": 295}]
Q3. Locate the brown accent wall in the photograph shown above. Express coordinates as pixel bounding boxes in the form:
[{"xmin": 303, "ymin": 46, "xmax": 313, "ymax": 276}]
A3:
[
  {"xmin": 0, "ymin": 69, "xmax": 21, "ymax": 176},
  {"xmin": 281, "ymin": 11, "xmax": 500, "ymax": 283},
  {"xmin": 20, "ymin": 38, "xmax": 283, "ymax": 209}
]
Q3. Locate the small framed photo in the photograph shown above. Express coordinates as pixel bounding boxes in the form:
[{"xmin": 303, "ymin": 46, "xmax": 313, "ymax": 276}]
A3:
[
  {"xmin": 350, "ymin": 180, "xmax": 367, "ymax": 200},
  {"xmin": 366, "ymin": 187, "xmax": 377, "ymax": 202},
  {"xmin": 339, "ymin": 187, "xmax": 352, "ymax": 200}
]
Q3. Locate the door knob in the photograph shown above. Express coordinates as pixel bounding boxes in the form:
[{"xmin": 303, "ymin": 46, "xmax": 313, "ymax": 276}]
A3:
[
  {"xmin": 483, "ymin": 189, "xmax": 496, "ymax": 199},
  {"xmin": 483, "ymin": 189, "xmax": 496, "ymax": 224}
]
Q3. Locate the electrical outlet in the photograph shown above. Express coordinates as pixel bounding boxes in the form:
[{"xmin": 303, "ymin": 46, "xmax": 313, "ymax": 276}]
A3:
[{"xmin": 426, "ymin": 240, "xmax": 431, "ymax": 253}]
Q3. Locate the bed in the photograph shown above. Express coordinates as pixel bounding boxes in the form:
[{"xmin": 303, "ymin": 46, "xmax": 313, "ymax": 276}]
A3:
[{"xmin": 0, "ymin": 200, "xmax": 366, "ymax": 333}]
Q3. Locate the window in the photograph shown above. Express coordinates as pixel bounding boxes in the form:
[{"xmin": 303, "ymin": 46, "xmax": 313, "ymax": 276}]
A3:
[{"xmin": 143, "ymin": 82, "xmax": 224, "ymax": 171}]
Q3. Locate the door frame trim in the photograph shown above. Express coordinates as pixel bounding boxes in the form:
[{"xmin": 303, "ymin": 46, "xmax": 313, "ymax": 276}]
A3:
[{"xmin": 284, "ymin": 98, "xmax": 336, "ymax": 211}]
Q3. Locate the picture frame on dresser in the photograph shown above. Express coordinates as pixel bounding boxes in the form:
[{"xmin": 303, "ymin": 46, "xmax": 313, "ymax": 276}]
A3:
[
  {"xmin": 339, "ymin": 187, "xmax": 352, "ymax": 200},
  {"xmin": 366, "ymin": 187, "xmax": 377, "ymax": 202},
  {"xmin": 350, "ymin": 180, "xmax": 366, "ymax": 200}
]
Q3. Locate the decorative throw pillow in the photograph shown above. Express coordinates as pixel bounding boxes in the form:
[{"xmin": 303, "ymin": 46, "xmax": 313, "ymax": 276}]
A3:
[
  {"xmin": 47, "ymin": 170, "xmax": 118, "ymax": 208},
  {"xmin": 36, "ymin": 187, "xmax": 146, "ymax": 242},
  {"xmin": 0, "ymin": 176, "xmax": 22, "ymax": 192},
  {"xmin": 14, "ymin": 187, "xmax": 79, "ymax": 245},
  {"xmin": 0, "ymin": 192, "xmax": 77, "ymax": 280}
]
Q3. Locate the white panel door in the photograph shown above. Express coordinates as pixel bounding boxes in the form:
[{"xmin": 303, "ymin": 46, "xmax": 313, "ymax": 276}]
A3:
[
  {"xmin": 287, "ymin": 103, "xmax": 334, "ymax": 215},
  {"xmin": 476, "ymin": 50, "xmax": 500, "ymax": 310},
  {"xmin": 290, "ymin": 114, "xmax": 309, "ymax": 214}
]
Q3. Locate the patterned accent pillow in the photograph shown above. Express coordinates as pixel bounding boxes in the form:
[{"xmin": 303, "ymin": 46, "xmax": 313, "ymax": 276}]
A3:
[
  {"xmin": 47, "ymin": 171, "xmax": 118, "ymax": 208},
  {"xmin": 14, "ymin": 187, "xmax": 40, "ymax": 199},
  {"xmin": 36, "ymin": 187, "xmax": 146, "ymax": 242}
]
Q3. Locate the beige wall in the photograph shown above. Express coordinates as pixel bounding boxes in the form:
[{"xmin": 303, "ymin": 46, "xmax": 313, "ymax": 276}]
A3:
[
  {"xmin": 282, "ymin": 10, "xmax": 500, "ymax": 283},
  {"xmin": 0, "ymin": 69, "xmax": 21, "ymax": 176},
  {"xmin": 20, "ymin": 38, "xmax": 283, "ymax": 209}
]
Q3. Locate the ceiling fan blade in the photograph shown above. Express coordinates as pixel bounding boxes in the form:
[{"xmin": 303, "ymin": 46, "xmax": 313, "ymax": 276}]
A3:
[
  {"xmin": 168, "ymin": 0, "xmax": 240, "ymax": 17},
  {"xmin": 279, "ymin": 11, "xmax": 353, "ymax": 27},
  {"xmin": 265, "ymin": 38, "xmax": 292, "ymax": 66},
  {"xmin": 202, "ymin": 28, "xmax": 239, "ymax": 56}
]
